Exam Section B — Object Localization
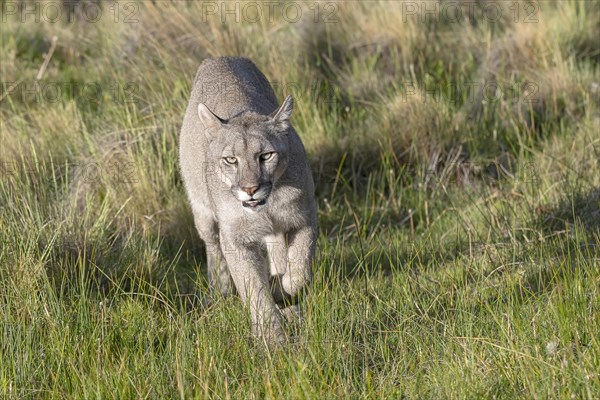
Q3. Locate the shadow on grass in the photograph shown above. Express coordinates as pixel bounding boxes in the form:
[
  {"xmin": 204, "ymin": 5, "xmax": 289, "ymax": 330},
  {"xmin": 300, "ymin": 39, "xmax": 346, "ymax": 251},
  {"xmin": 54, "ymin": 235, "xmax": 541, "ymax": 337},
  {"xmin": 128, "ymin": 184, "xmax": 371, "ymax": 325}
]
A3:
[
  {"xmin": 537, "ymin": 187, "xmax": 600, "ymax": 236},
  {"xmin": 320, "ymin": 183, "xmax": 600, "ymax": 320},
  {"xmin": 40, "ymin": 213, "xmax": 208, "ymax": 311}
]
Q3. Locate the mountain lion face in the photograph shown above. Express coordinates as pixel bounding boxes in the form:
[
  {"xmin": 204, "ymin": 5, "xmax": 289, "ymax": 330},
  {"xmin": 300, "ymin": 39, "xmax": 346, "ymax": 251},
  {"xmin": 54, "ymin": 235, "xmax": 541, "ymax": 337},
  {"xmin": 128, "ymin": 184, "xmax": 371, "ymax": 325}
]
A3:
[
  {"xmin": 211, "ymin": 120, "xmax": 289, "ymax": 212},
  {"xmin": 198, "ymin": 97, "xmax": 293, "ymax": 212}
]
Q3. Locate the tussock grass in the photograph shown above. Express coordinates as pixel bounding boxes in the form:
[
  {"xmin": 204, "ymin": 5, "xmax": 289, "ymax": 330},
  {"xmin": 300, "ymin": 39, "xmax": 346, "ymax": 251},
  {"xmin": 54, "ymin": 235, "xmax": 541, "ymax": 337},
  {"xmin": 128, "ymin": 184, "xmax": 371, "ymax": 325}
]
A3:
[{"xmin": 1, "ymin": 0, "xmax": 599, "ymax": 398}]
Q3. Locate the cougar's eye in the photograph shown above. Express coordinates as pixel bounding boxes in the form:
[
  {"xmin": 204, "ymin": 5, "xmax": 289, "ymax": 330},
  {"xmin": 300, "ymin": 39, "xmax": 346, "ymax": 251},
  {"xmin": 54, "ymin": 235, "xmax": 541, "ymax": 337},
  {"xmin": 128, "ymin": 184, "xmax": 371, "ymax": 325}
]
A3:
[
  {"xmin": 260, "ymin": 152, "xmax": 275, "ymax": 161},
  {"xmin": 223, "ymin": 156, "xmax": 237, "ymax": 165}
]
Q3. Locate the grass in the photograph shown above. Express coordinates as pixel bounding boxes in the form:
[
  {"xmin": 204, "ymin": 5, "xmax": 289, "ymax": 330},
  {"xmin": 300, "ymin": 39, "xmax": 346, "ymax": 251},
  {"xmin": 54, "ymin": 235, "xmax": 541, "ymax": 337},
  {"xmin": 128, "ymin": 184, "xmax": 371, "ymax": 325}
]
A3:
[{"xmin": 1, "ymin": 0, "xmax": 599, "ymax": 398}]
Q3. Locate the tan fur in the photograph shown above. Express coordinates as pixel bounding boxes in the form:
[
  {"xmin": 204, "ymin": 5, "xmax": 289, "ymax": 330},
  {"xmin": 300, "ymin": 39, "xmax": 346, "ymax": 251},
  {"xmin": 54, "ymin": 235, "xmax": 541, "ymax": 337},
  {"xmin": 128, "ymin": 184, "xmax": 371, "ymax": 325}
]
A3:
[{"xmin": 179, "ymin": 57, "xmax": 317, "ymax": 345}]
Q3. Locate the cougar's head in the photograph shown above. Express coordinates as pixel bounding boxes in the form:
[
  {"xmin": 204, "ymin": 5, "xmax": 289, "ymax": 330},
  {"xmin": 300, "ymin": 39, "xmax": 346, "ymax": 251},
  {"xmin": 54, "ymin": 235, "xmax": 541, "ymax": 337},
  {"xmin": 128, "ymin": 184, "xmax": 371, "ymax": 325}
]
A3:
[{"xmin": 197, "ymin": 96, "xmax": 294, "ymax": 212}]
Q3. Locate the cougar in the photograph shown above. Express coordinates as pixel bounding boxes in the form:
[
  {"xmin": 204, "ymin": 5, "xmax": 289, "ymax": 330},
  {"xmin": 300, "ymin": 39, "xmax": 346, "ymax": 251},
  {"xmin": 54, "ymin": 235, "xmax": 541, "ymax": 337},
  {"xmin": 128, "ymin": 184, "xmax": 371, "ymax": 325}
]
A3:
[{"xmin": 179, "ymin": 57, "xmax": 317, "ymax": 345}]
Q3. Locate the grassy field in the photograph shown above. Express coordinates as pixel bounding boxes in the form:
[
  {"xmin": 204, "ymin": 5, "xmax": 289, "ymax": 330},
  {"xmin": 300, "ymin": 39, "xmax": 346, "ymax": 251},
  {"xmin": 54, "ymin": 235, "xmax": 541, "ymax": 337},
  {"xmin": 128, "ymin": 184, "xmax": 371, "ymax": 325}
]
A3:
[{"xmin": 1, "ymin": 0, "xmax": 599, "ymax": 398}]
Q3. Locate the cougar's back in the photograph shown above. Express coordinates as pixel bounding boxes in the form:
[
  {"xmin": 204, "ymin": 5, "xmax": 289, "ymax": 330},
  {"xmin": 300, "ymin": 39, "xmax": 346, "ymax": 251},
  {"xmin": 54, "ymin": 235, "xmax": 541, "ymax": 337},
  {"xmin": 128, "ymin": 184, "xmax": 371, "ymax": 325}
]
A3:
[{"xmin": 188, "ymin": 57, "xmax": 279, "ymax": 120}]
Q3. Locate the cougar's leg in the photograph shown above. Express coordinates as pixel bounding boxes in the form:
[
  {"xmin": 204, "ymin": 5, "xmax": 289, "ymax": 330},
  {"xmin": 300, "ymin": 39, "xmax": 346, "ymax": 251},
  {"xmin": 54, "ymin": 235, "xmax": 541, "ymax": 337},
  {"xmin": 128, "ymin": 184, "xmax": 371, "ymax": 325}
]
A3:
[{"xmin": 193, "ymin": 209, "xmax": 234, "ymax": 300}]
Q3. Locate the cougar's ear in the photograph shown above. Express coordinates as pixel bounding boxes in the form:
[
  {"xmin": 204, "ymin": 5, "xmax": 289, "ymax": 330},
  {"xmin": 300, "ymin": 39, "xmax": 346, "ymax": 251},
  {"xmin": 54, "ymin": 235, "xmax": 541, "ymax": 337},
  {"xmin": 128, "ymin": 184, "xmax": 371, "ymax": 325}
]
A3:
[
  {"xmin": 197, "ymin": 103, "xmax": 223, "ymax": 137},
  {"xmin": 269, "ymin": 95, "xmax": 293, "ymax": 133}
]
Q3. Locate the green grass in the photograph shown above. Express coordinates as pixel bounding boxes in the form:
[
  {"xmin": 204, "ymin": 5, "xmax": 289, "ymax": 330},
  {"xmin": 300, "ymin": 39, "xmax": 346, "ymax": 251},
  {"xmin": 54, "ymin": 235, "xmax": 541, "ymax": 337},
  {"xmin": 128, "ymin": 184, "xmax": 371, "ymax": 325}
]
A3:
[{"xmin": 1, "ymin": 1, "xmax": 599, "ymax": 398}]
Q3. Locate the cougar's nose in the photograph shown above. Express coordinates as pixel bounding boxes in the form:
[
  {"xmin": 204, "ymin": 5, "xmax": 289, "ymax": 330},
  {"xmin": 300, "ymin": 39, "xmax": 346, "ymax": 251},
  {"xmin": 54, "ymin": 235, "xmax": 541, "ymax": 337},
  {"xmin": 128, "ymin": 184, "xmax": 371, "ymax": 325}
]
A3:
[{"xmin": 242, "ymin": 185, "xmax": 259, "ymax": 196}]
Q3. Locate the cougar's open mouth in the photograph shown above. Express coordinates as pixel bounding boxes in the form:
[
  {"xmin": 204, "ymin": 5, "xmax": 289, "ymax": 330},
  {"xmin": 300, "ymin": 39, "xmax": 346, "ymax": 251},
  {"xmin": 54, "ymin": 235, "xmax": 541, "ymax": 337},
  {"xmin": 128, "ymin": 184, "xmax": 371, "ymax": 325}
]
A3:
[{"xmin": 242, "ymin": 199, "xmax": 266, "ymax": 209}]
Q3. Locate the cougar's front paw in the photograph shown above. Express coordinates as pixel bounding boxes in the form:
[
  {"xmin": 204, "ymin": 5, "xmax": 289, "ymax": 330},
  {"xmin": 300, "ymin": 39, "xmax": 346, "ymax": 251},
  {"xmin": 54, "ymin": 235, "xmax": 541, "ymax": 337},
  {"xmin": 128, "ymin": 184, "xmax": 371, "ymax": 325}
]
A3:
[{"xmin": 278, "ymin": 303, "xmax": 302, "ymax": 323}]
